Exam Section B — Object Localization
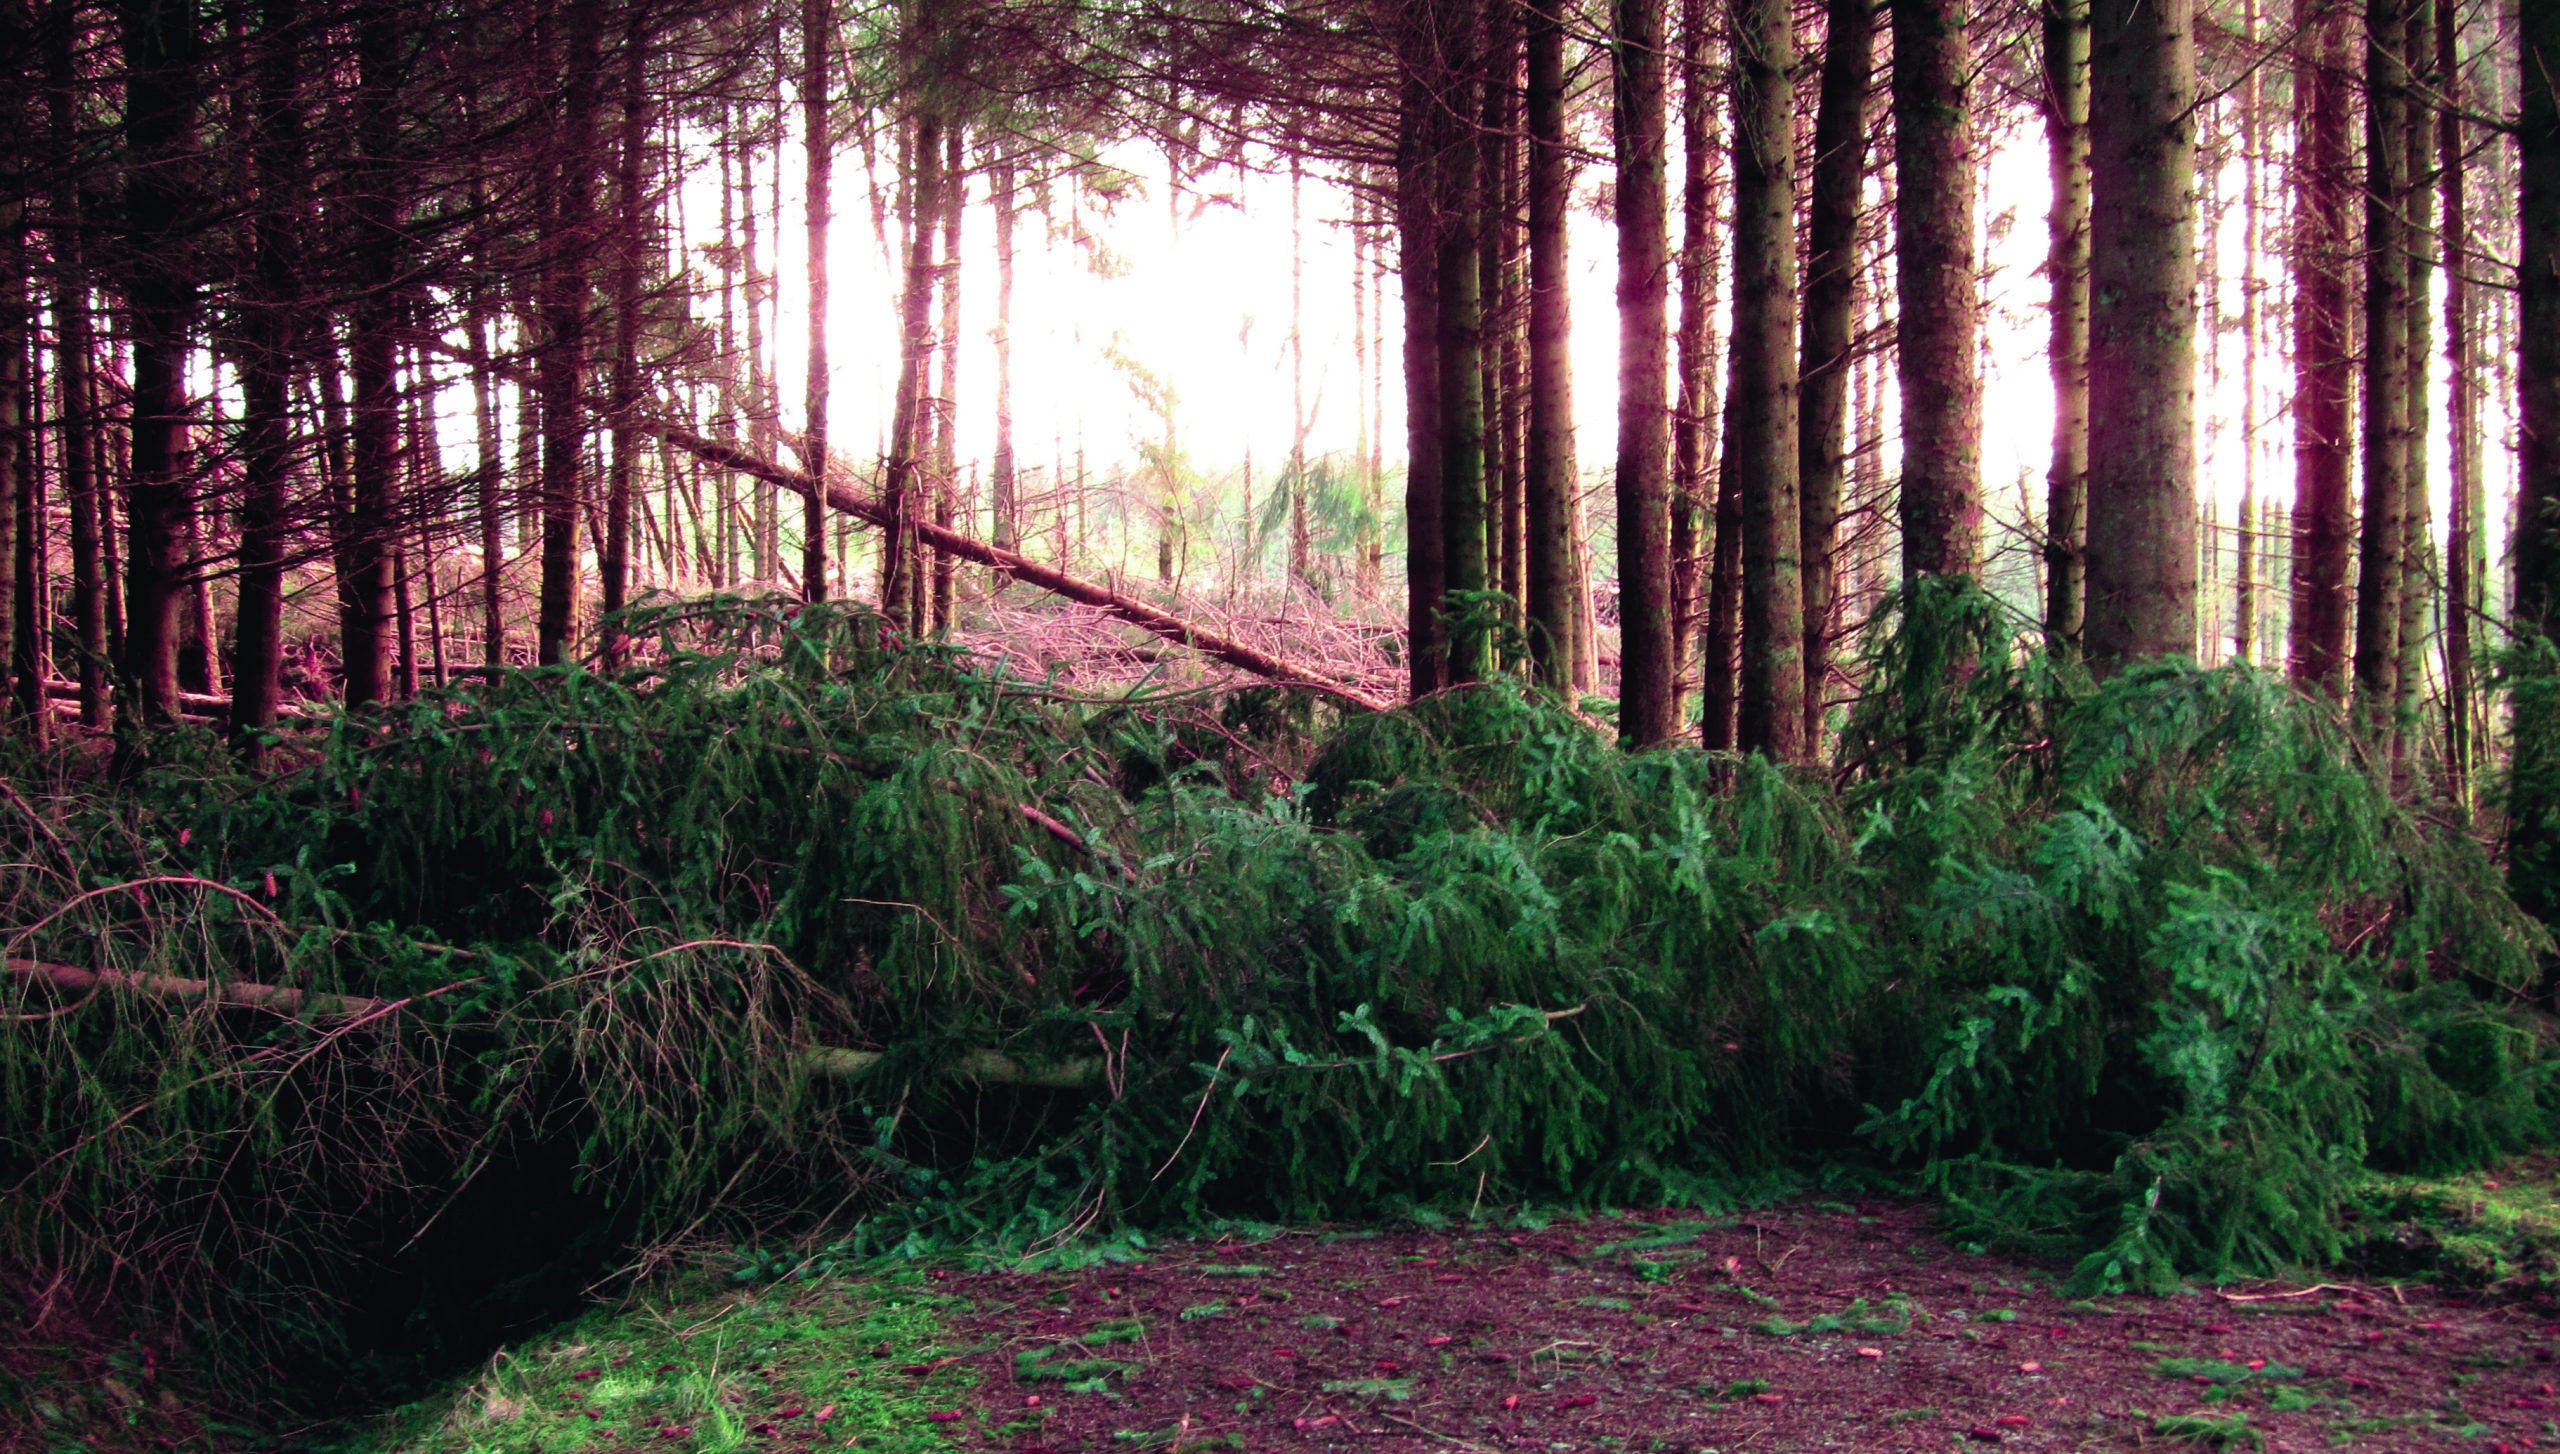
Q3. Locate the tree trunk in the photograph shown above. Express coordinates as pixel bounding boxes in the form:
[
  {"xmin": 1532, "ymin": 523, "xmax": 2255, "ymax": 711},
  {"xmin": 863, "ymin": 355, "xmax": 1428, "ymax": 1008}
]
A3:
[
  {"xmin": 1892, "ymin": 0, "xmax": 1982, "ymax": 581},
  {"xmin": 931, "ymin": 123, "xmax": 964, "ymax": 632},
  {"xmin": 2082, "ymin": 0, "xmax": 2198, "ymax": 671},
  {"xmin": 600, "ymin": 7, "xmax": 650, "ymax": 666},
  {"xmin": 115, "ymin": 0, "xmax": 204, "ymax": 731},
  {"xmin": 1524, "ymin": 0, "xmax": 1577, "ymax": 693},
  {"xmin": 879, "ymin": 112, "xmax": 941, "ymax": 625},
  {"xmin": 0, "ymin": 0, "xmax": 22, "ymax": 729},
  {"xmin": 1799, "ymin": 0, "xmax": 1871, "ymax": 747},
  {"xmin": 537, "ymin": 0, "xmax": 604, "ymax": 665},
  {"xmin": 1438, "ymin": 0, "xmax": 1490, "ymax": 687},
  {"xmin": 2439, "ymin": 0, "xmax": 2476, "ymax": 798},
  {"xmin": 2393, "ymin": 0, "xmax": 2435, "ymax": 734},
  {"xmin": 991, "ymin": 153, "xmax": 1018, "ymax": 556},
  {"xmin": 2512, "ymin": 0, "xmax": 2560, "ymax": 920},
  {"xmin": 2234, "ymin": 0, "xmax": 2263, "ymax": 669},
  {"xmin": 1611, "ymin": 0, "xmax": 1675, "ymax": 745},
  {"xmin": 800, "ymin": 0, "xmax": 833, "ymax": 601},
  {"xmin": 2287, "ymin": 0, "xmax": 2354, "ymax": 697},
  {"xmin": 1673, "ymin": 0, "xmax": 1727, "ymax": 730},
  {"xmin": 1399, "ymin": 21, "xmax": 1449, "ymax": 698},
  {"xmin": 2042, "ymin": 0, "xmax": 2090, "ymax": 655},
  {"xmin": 2353, "ymin": 0, "xmax": 2413, "ymax": 717},
  {"xmin": 1725, "ymin": 0, "xmax": 1804, "ymax": 756}
]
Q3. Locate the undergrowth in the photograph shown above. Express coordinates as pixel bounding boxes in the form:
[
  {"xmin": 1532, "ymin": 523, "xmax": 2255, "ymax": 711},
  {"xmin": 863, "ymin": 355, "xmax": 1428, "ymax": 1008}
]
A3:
[{"xmin": 1, "ymin": 584, "xmax": 2552, "ymax": 1395}]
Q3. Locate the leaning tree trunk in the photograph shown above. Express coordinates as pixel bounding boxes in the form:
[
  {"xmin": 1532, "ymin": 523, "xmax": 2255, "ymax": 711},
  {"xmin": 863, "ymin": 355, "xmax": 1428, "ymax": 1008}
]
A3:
[
  {"xmin": 1892, "ymin": 0, "xmax": 1982, "ymax": 583},
  {"xmin": 1614, "ymin": 0, "xmax": 1675, "ymax": 744},
  {"xmin": 2042, "ymin": 0, "xmax": 2090, "ymax": 656},
  {"xmin": 2082, "ymin": 0, "xmax": 2198, "ymax": 671},
  {"xmin": 1798, "ymin": 0, "xmax": 1873, "ymax": 747},
  {"xmin": 1725, "ymin": 0, "xmax": 1804, "ymax": 757},
  {"xmin": 2287, "ymin": 0, "xmax": 2354, "ymax": 698},
  {"xmin": 1524, "ymin": 0, "xmax": 1577, "ymax": 693}
]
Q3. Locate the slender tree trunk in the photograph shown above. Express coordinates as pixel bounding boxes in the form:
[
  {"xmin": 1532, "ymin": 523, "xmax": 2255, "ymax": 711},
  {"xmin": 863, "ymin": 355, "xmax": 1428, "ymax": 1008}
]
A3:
[
  {"xmin": 0, "ymin": 0, "xmax": 22, "ymax": 728},
  {"xmin": 339, "ymin": 2, "xmax": 408, "ymax": 705},
  {"xmin": 931, "ymin": 122, "xmax": 962, "ymax": 632},
  {"xmin": 799, "ymin": 0, "xmax": 833, "ymax": 601},
  {"xmin": 2082, "ymin": 0, "xmax": 2198, "ymax": 670},
  {"xmin": 1726, "ymin": 0, "xmax": 1804, "ymax": 756},
  {"xmin": 2234, "ymin": 0, "xmax": 2263, "ymax": 669},
  {"xmin": 1799, "ymin": 0, "xmax": 1871, "ymax": 747},
  {"xmin": 537, "ymin": 0, "xmax": 604, "ymax": 664},
  {"xmin": 2354, "ymin": 0, "xmax": 2413, "ymax": 715},
  {"xmin": 2042, "ymin": 0, "xmax": 2091, "ymax": 655},
  {"xmin": 7, "ymin": 306, "xmax": 37, "ymax": 736},
  {"xmin": 600, "ymin": 7, "xmax": 650, "ymax": 666},
  {"xmin": 1439, "ymin": 0, "xmax": 1491, "ymax": 686},
  {"xmin": 1672, "ymin": 0, "xmax": 1726, "ymax": 728},
  {"xmin": 1399, "ymin": 19, "xmax": 1449, "ymax": 697},
  {"xmin": 991, "ymin": 153, "xmax": 1018, "ymax": 556},
  {"xmin": 1524, "ymin": 0, "xmax": 1577, "ymax": 692},
  {"xmin": 2288, "ymin": 0, "xmax": 2354, "ymax": 695},
  {"xmin": 2440, "ymin": 0, "xmax": 2476, "ymax": 798},
  {"xmin": 1291, "ymin": 152, "xmax": 1315, "ymax": 590},
  {"xmin": 879, "ymin": 112, "xmax": 941, "ymax": 625},
  {"xmin": 2512, "ymin": 0, "xmax": 2560, "ymax": 919},
  {"xmin": 2394, "ymin": 0, "xmax": 2436, "ymax": 733}
]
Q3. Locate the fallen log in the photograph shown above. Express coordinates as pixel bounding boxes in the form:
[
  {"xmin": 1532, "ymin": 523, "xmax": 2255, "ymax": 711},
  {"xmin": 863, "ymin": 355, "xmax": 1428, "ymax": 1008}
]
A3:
[
  {"xmin": 5, "ymin": 956, "xmax": 1105, "ymax": 1087},
  {"xmin": 644, "ymin": 423, "xmax": 1392, "ymax": 713}
]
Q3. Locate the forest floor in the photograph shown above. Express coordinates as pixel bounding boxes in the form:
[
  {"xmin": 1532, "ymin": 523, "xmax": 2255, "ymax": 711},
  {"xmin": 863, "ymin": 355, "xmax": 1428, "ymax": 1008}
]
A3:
[{"xmin": 16, "ymin": 1172, "xmax": 2560, "ymax": 1454}]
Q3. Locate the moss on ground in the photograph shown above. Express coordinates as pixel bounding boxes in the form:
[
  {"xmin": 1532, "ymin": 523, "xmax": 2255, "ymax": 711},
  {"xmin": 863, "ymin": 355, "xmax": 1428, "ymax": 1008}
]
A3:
[{"xmin": 330, "ymin": 1265, "xmax": 979, "ymax": 1454}]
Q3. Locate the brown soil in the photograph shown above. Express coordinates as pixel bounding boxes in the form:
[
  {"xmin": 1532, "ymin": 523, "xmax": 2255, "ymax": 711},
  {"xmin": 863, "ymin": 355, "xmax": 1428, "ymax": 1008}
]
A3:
[{"xmin": 932, "ymin": 1202, "xmax": 2558, "ymax": 1453}]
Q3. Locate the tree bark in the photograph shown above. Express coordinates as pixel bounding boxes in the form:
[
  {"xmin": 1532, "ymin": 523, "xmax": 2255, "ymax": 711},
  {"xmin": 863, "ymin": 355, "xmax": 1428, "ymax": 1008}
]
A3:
[
  {"xmin": 931, "ymin": 122, "xmax": 964, "ymax": 633},
  {"xmin": 2354, "ymin": 0, "xmax": 2413, "ymax": 717},
  {"xmin": 2042, "ymin": 0, "xmax": 2090, "ymax": 656},
  {"xmin": 2439, "ymin": 0, "xmax": 2476, "ymax": 798},
  {"xmin": 880, "ymin": 112, "xmax": 941, "ymax": 626},
  {"xmin": 1892, "ymin": 0, "xmax": 1982, "ymax": 582},
  {"xmin": 2082, "ymin": 0, "xmax": 2198, "ymax": 671},
  {"xmin": 2287, "ymin": 0, "xmax": 2354, "ymax": 697},
  {"xmin": 117, "ymin": 0, "xmax": 205, "ymax": 729},
  {"xmin": 991, "ymin": 153, "xmax": 1018, "ymax": 555},
  {"xmin": 1673, "ymin": 0, "xmax": 1727, "ymax": 732},
  {"xmin": 600, "ymin": 7, "xmax": 652, "ymax": 667},
  {"xmin": 2513, "ymin": 0, "xmax": 2560, "ymax": 919},
  {"xmin": 1399, "ymin": 19, "xmax": 1449, "ymax": 698},
  {"xmin": 1524, "ymin": 0, "xmax": 1577, "ymax": 693},
  {"xmin": 1725, "ymin": 0, "xmax": 1804, "ymax": 756},
  {"xmin": 800, "ymin": 0, "xmax": 834, "ymax": 602},
  {"xmin": 536, "ymin": 0, "xmax": 604, "ymax": 665},
  {"xmin": 1612, "ymin": 0, "xmax": 1675, "ymax": 745},
  {"xmin": 1799, "ymin": 0, "xmax": 1872, "ymax": 747}
]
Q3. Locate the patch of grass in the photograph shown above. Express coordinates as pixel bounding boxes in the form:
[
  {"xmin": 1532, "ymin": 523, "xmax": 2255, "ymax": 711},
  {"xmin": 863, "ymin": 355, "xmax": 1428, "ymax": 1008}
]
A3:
[
  {"xmin": 1319, "ymin": 1377, "xmax": 1417, "ymax": 1401},
  {"xmin": 2151, "ymin": 1411, "xmax": 2264, "ymax": 1448},
  {"xmin": 1178, "ymin": 1302, "xmax": 1228, "ymax": 1322},
  {"xmin": 1196, "ymin": 1264, "xmax": 1275, "ymax": 1278},
  {"xmin": 334, "ymin": 1266, "xmax": 972, "ymax": 1453}
]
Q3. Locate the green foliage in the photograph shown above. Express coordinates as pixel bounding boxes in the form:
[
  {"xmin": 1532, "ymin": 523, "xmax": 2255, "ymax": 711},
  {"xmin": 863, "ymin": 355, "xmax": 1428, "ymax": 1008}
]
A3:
[{"xmin": 1, "ymin": 584, "xmax": 2552, "ymax": 1383}]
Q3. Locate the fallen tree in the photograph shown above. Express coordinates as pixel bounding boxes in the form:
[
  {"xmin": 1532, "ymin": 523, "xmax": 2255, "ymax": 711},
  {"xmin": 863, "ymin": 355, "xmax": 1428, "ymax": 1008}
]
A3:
[{"xmin": 642, "ymin": 423, "xmax": 1392, "ymax": 712}]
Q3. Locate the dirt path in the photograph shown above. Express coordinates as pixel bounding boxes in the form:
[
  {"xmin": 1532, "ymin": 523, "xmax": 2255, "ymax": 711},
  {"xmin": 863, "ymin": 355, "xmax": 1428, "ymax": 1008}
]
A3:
[{"xmin": 937, "ymin": 1202, "xmax": 2557, "ymax": 1452}]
